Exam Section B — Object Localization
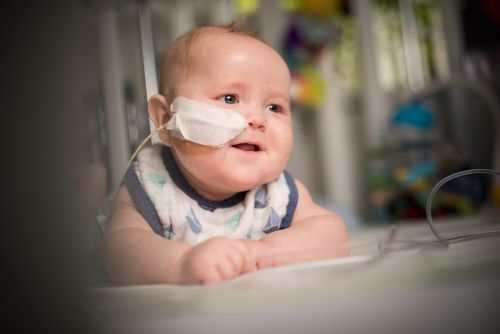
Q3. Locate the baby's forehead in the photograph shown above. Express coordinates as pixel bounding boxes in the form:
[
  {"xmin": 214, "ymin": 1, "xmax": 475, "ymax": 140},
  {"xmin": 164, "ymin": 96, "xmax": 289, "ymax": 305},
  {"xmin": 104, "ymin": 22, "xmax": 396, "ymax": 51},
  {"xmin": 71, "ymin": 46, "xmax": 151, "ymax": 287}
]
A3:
[
  {"xmin": 192, "ymin": 33, "xmax": 285, "ymax": 71},
  {"xmin": 172, "ymin": 28, "xmax": 290, "ymax": 89},
  {"xmin": 190, "ymin": 30, "xmax": 268, "ymax": 53}
]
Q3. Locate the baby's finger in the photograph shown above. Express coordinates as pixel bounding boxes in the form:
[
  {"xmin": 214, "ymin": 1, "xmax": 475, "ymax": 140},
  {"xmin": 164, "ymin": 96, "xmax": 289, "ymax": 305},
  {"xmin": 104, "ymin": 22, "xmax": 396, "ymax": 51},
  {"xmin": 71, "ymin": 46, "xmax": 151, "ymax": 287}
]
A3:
[
  {"xmin": 192, "ymin": 263, "xmax": 225, "ymax": 284},
  {"xmin": 231, "ymin": 241, "xmax": 256, "ymax": 274},
  {"xmin": 212, "ymin": 260, "xmax": 240, "ymax": 282}
]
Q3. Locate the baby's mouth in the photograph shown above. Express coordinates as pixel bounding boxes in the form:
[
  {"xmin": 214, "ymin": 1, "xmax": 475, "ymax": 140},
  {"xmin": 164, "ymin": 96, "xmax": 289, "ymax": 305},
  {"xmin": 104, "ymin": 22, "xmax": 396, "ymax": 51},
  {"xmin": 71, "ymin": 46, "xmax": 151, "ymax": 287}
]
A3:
[{"xmin": 232, "ymin": 143, "xmax": 261, "ymax": 152}]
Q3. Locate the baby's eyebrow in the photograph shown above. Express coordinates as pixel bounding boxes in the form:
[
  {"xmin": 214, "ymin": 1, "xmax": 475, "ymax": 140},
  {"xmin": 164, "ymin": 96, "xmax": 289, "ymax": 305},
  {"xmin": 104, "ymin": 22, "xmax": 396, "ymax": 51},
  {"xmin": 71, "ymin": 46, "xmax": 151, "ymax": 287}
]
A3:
[
  {"xmin": 267, "ymin": 91, "xmax": 290, "ymax": 103},
  {"xmin": 208, "ymin": 83, "xmax": 290, "ymax": 103},
  {"xmin": 210, "ymin": 82, "xmax": 248, "ymax": 92}
]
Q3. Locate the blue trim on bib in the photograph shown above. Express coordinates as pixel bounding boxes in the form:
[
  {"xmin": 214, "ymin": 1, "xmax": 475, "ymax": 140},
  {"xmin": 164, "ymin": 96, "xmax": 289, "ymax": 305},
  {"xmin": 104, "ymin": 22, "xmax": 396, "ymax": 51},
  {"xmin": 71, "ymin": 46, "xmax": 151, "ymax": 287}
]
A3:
[
  {"xmin": 161, "ymin": 146, "xmax": 247, "ymax": 212},
  {"xmin": 281, "ymin": 171, "xmax": 298, "ymax": 230},
  {"xmin": 125, "ymin": 167, "xmax": 164, "ymax": 237}
]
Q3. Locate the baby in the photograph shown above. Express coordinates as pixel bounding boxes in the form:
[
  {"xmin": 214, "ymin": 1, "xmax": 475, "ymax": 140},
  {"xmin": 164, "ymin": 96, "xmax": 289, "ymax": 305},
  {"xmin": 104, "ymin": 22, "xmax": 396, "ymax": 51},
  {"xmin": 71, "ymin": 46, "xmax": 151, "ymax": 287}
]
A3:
[{"xmin": 103, "ymin": 23, "xmax": 349, "ymax": 285}]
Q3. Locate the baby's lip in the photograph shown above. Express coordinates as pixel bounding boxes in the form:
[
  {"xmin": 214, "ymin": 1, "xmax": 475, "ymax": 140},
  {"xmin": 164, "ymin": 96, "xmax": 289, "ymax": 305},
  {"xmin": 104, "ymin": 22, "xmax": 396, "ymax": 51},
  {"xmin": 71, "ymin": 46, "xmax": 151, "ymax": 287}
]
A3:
[{"xmin": 230, "ymin": 139, "xmax": 264, "ymax": 152}]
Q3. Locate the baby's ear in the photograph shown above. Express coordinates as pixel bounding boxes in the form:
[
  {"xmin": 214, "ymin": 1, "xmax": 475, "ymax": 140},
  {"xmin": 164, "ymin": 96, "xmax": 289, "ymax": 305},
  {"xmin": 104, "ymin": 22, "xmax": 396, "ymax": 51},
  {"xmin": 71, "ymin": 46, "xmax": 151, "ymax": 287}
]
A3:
[{"xmin": 148, "ymin": 94, "xmax": 173, "ymax": 146}]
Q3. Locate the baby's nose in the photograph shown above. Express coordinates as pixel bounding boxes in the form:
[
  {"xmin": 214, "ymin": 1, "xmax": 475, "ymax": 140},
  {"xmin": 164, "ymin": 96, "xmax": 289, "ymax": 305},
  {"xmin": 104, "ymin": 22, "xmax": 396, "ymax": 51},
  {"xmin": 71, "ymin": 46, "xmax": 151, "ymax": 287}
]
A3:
[{"xmin": 244, "ymin": 107, "xmax": 267, "ymax": 130}]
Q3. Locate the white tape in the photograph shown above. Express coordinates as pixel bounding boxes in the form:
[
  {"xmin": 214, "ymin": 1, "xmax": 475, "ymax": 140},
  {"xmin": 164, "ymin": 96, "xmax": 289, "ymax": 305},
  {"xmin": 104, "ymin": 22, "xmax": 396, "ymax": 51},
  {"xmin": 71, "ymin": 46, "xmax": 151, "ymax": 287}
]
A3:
[{"xmin": 166, "ymin": 96, "xmax": 248, "ymax": 147}]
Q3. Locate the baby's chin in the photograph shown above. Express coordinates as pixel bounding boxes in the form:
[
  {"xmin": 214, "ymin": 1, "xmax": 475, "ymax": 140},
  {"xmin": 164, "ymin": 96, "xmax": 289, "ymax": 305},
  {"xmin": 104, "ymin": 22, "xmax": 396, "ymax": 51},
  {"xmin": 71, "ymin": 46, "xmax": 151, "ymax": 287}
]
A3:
[{"xmin": 225, "ymin": 174, "xmax": 281, "ymax": 193}]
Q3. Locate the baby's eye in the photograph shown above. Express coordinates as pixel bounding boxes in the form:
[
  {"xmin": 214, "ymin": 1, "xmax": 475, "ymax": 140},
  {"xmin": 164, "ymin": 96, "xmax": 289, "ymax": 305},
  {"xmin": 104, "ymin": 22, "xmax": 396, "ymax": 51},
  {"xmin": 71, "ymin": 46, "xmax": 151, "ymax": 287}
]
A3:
[
  {"xmin": 266, "ymin": 104, "xmax": 281, "ymax": 113},
  {"xmin": 218, "ymin": 94, "xmax": 238, "ymax": 104}
]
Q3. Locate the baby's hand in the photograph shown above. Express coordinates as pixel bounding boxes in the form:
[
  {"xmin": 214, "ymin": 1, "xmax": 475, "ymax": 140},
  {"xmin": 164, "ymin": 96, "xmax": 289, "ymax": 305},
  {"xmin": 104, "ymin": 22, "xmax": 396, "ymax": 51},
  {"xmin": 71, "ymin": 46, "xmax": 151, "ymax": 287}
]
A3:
[
  {"xmin": 178, "ymin": 236, "xmax": 254, "ymax": 284},
  {"xmin": 240, "ymin": 239, "xmax": 274, "ymax": 271}
]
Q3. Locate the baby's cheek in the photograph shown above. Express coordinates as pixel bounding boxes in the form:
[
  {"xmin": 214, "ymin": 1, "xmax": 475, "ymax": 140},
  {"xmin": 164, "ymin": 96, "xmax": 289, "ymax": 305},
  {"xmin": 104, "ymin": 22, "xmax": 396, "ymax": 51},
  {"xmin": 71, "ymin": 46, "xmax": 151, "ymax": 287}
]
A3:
[
  {"xmin": 276, "ymin": 130, "xmax": 293, "ymax": 160},
  {"xmin": 172, "ymin": 141, "xmax": 222, "ymax": 180},
  {"xmin": 173, "ymin": 138, "xmax": 218, "ymax": 156}
]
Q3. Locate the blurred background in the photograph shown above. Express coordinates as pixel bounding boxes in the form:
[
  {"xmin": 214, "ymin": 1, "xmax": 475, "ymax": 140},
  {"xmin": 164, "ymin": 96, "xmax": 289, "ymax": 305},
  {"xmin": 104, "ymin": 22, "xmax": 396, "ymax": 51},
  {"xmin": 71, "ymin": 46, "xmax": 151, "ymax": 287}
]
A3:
[{"xmin": 69, "ymin": 0, "xmax": 499, "ymax": 229}]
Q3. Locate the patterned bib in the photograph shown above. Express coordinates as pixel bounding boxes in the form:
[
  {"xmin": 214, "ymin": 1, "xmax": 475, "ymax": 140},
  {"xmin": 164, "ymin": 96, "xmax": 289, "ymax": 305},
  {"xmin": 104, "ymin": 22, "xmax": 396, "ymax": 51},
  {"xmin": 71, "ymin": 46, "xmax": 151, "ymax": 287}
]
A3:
[{"xmin": 125, "ymin": 145, "xmax": 298, "ymax": 246}]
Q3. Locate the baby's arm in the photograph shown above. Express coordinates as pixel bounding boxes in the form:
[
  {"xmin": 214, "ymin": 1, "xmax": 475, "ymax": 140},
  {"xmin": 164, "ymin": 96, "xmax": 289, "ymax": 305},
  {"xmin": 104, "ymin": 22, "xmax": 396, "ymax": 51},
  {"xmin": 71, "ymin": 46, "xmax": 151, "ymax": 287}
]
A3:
[
  {"xmin": 103, "ymin": 186, "xmax": 254, "ymax": 284},
  {"xmin": 247, "ymin": 180, "xmax": 350, "ymax": 269}
]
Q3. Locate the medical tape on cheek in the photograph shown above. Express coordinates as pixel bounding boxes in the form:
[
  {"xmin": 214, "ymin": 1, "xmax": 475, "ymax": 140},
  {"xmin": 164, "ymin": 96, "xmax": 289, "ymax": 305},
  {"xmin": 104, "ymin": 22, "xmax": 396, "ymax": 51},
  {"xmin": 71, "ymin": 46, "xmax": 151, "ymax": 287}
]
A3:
[{"xmin": 166, "ymin": 96, "xmax": 248, "ymax": 147}]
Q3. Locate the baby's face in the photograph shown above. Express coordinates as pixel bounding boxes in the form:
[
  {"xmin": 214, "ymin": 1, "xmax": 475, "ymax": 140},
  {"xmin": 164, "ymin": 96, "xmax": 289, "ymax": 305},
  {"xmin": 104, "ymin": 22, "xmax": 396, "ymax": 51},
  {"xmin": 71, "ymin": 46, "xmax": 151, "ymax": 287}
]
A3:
[{"xmin": 169, "ymin": 32, "xmax": 293, "ymax": 201}]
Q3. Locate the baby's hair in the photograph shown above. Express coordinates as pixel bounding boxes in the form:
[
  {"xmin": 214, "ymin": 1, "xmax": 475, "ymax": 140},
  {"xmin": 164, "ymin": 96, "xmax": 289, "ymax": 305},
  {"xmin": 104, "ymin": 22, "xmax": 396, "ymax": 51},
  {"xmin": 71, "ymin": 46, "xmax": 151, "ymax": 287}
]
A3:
[{"xmin": 159, "ymin": 21, "xmax": 263, "ymax": 104}]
